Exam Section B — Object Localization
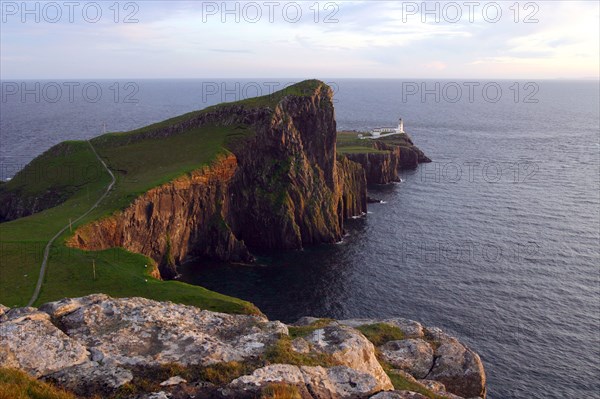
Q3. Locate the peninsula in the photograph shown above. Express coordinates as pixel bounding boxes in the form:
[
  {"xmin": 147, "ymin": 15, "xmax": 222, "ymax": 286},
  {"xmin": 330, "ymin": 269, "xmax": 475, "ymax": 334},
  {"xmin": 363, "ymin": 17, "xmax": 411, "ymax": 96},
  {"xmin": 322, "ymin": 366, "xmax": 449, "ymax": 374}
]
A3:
[{"xmin": 0, "ymin": 80, "xmax": 487, "ymax": 399}]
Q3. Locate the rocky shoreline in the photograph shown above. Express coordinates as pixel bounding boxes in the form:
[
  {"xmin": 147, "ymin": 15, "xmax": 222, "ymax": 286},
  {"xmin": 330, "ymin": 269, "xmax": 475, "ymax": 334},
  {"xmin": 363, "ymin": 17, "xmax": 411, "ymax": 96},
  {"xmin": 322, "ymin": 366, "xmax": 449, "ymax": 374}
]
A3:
[{"xmin": 0, "ymin": 295, "xmax": 486, "ymax": 399}]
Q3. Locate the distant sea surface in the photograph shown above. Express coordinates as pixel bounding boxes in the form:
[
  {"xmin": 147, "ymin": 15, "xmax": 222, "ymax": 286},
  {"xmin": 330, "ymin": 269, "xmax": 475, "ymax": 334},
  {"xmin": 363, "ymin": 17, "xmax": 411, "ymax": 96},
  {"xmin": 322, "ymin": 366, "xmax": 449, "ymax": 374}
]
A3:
[{"xmin": 1, "ymin": 79, "xmax": 598, "ymax": 399}]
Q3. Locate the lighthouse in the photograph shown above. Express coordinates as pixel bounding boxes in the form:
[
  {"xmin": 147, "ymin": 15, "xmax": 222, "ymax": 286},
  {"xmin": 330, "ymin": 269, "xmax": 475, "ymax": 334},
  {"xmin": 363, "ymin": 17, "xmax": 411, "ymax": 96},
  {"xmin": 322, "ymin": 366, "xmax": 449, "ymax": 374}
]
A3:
[{"xmin": 397, "ymin": 118, "xmax": 405, "ymax": 134}]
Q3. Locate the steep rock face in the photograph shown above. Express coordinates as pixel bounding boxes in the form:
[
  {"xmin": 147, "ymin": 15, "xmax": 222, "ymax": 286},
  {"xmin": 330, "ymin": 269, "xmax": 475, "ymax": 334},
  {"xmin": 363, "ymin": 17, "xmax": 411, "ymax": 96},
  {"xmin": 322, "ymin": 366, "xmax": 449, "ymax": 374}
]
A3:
[
  {"xmin": 343, "ymin": 137, "xmax": 431, "ymax": 185},
  {"xmin": 68, "ymin": 154, "xmax": 252, "ymax": 278},
  {"xmin": 343, "ymin": 152, "xmax": 400, "ymax": 185},
  {"xmin": 226, "ymin": 86, "xmax": 365, "ymax": 251},
  {"xmin": 336, "ymin": 155, "xmax": 368, "ymax": 219},
  {"xmin": 69, "ymin": 83, "xmax": 367, "ymax": 277}
]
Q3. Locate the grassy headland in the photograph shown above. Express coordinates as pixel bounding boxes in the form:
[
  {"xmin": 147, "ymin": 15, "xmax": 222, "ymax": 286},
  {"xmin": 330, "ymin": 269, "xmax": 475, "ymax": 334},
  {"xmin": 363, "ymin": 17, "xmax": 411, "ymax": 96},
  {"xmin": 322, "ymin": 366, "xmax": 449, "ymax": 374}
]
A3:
[{"xmin": 0, "ymin": 80, "xmax": 325, "ymax": 312}]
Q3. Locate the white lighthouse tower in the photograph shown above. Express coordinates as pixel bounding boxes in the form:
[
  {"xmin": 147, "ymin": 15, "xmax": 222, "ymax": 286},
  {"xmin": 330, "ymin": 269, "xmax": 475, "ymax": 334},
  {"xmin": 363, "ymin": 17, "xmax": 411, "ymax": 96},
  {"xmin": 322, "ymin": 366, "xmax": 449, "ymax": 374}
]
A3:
[{"xmin": 397, "ymin": 118, "xmax": 405, "ymax": 134}]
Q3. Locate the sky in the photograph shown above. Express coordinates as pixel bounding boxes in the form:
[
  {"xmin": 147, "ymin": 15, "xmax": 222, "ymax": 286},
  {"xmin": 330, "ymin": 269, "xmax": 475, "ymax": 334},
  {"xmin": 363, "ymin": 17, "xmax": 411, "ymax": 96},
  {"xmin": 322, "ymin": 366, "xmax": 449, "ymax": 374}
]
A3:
[{"xmin": 1, "ymin": 0, "xmax": 598, "ymax": 79}]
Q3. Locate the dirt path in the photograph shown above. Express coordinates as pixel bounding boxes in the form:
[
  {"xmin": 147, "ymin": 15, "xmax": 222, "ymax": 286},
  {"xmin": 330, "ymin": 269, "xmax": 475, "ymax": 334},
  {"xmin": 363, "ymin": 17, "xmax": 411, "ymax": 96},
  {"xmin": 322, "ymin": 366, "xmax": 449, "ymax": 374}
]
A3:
[{"xmin": 27, "ymin": 140, "xmax": 116, "ymax": 307}]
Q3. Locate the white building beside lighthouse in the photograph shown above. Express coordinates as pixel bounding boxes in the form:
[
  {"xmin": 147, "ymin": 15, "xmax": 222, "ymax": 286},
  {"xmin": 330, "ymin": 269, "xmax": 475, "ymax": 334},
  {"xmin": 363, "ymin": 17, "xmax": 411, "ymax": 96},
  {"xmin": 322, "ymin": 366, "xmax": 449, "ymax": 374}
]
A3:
[{"xmin": 370, "ymin": 118, "xmax": 405, "ymax": 138}]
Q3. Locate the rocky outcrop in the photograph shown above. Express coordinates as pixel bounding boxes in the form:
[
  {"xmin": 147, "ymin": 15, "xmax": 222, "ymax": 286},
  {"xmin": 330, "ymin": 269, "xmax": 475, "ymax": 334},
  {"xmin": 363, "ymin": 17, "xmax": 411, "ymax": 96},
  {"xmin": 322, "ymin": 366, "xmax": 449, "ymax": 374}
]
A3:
[
  {"xmin": 343, "ymin": 135, "xmax": 431, "ymax": 185},
  {"xmin": 68, "ymin": 82, "xmax": 367, "ymax": 278},
  {"xmin": 226, "ymin": 364, "xmax": 383, "ymax": 398},
  {"xmin": 0, "ymin": 307, "xmax": 89, "ymax": 377},
  {"xmin": 339, "ymin": 319, "xmax": 486, "ymax": 399},
  {"xmin": 299, "ymin": 323, "xmax": 393, "ymax": 390},
  {"xmin": 424, "ymin": 328, "xmax": 487, "ymax": 399},
  {"xmin": 0, "ymin": 295, "xmax": 485, "ymax": 399},
  {"xmin": 39, "ymin": 294, "xmax": 285, "ymax": 367},
  {"xmin": 379, "ymin": 339, "xmax": 434, "ymax": 379}
]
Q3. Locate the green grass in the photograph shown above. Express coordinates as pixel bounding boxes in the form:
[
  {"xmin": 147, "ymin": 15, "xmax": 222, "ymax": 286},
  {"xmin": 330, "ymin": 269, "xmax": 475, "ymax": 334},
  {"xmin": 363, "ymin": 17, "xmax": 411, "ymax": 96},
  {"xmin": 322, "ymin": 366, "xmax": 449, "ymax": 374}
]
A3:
[
  {"xmin": 0, "ymin": 368, "xmax": 78, "ymax": 399},
  {"xmin": 0, "ymin": 127, "xmax": 259, "ymax": 314},
  {"xmin": 288, "ymin": 318, "xmax": 335, "ymax": 338},
  {"xmin": 264, "ymin": 335, "xmax": 338, "ymax": 367},
  {"xmin": 0, "ymin": 80, "xmax": 329, "ymax": 311},
  {"xmin": 207, "ymin": 79, "xmax": 324, "ymax": 110},
  {"xmin": 355, "ymin": 323, "xmax": 406, "ymax": 346},
  {"xmin": 336, "ymin": 132, "xmax": 390, "ymax": 155},
  {"xmin": 384, "ymin": 367, "xmax": 446, "ymax": 399},
  {"xmin": 336, "ymin": 130, "xmax": 415, "ymax": 156},
  {"xmin": 337, "ymin": 146, "xmax": 389, "ymax": 154}
]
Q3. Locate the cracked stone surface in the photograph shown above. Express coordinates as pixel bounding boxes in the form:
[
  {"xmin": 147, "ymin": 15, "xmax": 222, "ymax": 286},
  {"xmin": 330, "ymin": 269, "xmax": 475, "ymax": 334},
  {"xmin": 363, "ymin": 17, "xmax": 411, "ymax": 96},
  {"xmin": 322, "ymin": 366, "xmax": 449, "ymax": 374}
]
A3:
[
  {"xmin": 379, "ymin": 339, "xmax": 434, "ymax": 379},
  {"xmin": 0, "ymin": 295, "xmax": 485, "ymax": 399},
  {"xmin": 302, "ymin": 323, "xmax": 394, "ymax": 391},
  {"xmin": 227, "ymin": 364, "xmax": 383, "ymax": 398}
]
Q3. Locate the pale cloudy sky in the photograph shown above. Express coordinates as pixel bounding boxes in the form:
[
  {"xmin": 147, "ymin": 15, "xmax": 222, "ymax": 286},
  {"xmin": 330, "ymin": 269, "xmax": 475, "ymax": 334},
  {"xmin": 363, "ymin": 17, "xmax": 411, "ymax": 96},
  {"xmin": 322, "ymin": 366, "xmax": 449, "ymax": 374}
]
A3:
[{"xmin": 1, "ymin": 0, "xmax": 598, "ymax": 79}]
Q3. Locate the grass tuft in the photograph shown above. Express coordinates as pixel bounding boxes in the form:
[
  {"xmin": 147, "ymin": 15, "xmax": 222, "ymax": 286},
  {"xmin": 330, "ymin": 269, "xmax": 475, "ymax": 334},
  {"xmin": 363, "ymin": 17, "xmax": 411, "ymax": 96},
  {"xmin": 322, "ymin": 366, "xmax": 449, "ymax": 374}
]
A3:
[
  {"xmin": 0, "ymin": 368, "xmax": 77, "ymax": 399},
  {"xmin": 264, "ymin": 335, "xmax": 337, "ymax": 367},
  {"xmin": 260, "ymin": 383, "xmax": 302, "ymax": 399},
  {"xmin": 356, "ymin": 323, "xmax": 405, "ymax": 346},
  {"xmin": 287, "ymin": 318, "xmax": 335, "ymax": 339}
]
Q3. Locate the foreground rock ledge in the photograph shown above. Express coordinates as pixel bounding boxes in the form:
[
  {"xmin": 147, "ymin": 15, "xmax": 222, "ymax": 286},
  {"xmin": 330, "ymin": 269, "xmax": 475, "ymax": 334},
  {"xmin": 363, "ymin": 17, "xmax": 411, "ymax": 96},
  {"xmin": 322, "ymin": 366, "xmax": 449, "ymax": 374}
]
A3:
[{"xmin": 0, "ymin": 295, "xmax": 485, "ymax": 399}]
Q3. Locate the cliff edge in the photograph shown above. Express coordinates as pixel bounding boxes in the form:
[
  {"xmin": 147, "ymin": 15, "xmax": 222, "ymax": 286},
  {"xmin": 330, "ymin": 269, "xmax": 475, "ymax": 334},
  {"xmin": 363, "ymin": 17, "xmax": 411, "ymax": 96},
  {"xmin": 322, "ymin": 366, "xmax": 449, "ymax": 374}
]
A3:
[{"xmin": 64, "ymin": 81, "xmax": 367, "ymax": 278}]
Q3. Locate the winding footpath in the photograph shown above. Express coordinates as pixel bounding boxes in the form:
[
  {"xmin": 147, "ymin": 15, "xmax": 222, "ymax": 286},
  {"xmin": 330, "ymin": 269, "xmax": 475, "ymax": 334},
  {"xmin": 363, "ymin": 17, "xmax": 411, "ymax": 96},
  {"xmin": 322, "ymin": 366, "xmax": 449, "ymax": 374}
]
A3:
[{"xmin": 27, "ymin": 141, "xmax": 116, "ymax": 307}]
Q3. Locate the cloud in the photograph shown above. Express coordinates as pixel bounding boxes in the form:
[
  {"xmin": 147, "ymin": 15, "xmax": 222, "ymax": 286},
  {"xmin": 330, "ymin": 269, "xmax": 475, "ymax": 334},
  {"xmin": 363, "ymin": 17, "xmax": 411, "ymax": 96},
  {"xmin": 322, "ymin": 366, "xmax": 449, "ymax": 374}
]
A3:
[{"xmin": 0, "ymin": 1, "xmax": 598, "ymax": 79}]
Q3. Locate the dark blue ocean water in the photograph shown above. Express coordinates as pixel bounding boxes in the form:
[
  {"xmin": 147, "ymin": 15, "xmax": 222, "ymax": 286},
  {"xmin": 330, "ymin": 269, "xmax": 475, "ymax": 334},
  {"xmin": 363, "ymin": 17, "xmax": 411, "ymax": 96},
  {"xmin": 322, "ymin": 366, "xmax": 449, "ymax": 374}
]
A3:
[{"xmin": 1, "ymin": 79, "xmax": 598, "ymax": 399}]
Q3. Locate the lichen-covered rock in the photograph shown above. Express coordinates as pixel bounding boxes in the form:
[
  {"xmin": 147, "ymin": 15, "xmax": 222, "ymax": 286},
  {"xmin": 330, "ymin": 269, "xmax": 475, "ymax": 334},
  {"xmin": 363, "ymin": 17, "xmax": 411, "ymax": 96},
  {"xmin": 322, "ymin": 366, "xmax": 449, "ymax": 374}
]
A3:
[
  {"xmin": 379, "ymin": 339, "xmax": 434, "ymax": 379},
  {"xmin": 302, "ymin": 323, "xmax": 394, "ymax": 390},
  {"xmin": 0, "ymin": 307, "xmax": 89, "ymax": 377},
  {"xmin": 40, "ymin": 295, "xmax": 285, "ymax": 367},
  {"xmin": 43, "ymin": 361, "xmax": 133, "ymax": 395},
  {"xmin": 291, "ymin": 337, "xmax": 311, "ymax": 354},
  {"xmin": 227, "ymin": 364, "xmax": 383, "ymax": 399},
  {"xmin": 418, "ymin": 379, "xmax": 446, "ymax": 394},
  {"xmin": 301, "ymin": 365, "xmax": 383, "ymax": 398},
  {"xmin": 424, "ymin": 328, "xmax": 486, "ymax": 399},
  {"xmin": 228, "ymin": 364, "xmax": 305, "ymax": 391},
  {"xmin": 2, "ymin": 295, "xmax": 484, "ymax": 399}
]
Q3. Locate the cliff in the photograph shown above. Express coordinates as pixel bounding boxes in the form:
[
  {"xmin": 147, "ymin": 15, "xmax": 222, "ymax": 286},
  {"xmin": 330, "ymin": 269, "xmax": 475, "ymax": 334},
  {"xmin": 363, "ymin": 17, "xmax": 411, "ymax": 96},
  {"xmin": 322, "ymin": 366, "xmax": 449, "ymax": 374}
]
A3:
[
  {"xmin": 0, "ymin": 294, "xmax": 487, "ymax": 399},
  {"xmin": 338, "ymin": 133, "xmax": 431, "ymax": 185},
  {"xmin": 66, "ymin": 81, "xmax": 367, "ymax": 278}
]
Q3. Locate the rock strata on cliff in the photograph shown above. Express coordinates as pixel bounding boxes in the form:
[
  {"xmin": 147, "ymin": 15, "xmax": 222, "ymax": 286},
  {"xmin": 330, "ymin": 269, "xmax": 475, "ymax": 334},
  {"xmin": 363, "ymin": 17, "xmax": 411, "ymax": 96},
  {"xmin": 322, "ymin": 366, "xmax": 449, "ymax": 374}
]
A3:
[
  {"xmin": 0, "ymin": 295, "xmax": 486, "ymax": 399},
  {"xmin": 67, "ymin": 81, "xmax": 368, "ymax": 278}
]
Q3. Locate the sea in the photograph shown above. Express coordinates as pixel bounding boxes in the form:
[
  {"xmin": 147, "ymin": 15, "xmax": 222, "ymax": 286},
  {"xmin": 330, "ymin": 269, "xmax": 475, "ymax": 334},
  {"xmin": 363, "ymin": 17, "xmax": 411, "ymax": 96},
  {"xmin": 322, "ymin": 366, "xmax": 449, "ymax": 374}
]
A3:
[{"xmin": 1, "ymin": 79, "xmax": 598, "ymax": 399}]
